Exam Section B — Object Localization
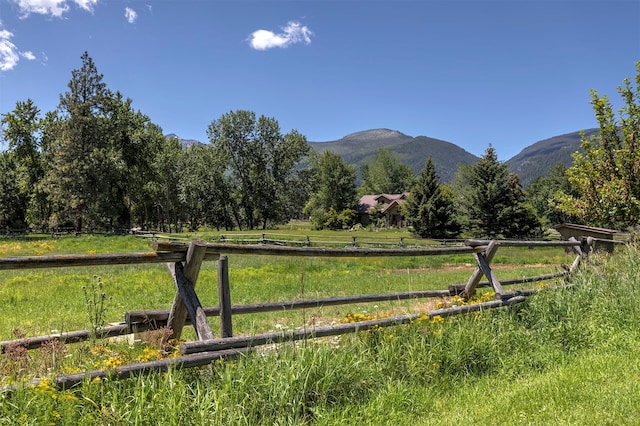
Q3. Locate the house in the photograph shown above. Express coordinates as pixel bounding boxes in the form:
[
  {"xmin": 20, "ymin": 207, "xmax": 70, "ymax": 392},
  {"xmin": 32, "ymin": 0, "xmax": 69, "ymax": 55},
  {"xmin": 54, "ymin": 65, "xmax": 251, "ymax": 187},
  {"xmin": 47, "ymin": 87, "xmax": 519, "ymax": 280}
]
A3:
[
  {"xmin": 553, "ymin": 223, "xmax": 618, "ymax": 253},
  {"xmin": 357, "ymin": 193, "xmax": 409, "ymax": 227}
]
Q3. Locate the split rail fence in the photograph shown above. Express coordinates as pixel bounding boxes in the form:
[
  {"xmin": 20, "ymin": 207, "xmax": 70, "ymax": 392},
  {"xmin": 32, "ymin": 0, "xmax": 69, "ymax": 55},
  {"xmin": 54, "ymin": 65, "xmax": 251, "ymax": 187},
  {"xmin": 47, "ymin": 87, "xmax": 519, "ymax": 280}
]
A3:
[{"xmin": 0, "ymin": 235, "xmax": 614, "ymax": 390}]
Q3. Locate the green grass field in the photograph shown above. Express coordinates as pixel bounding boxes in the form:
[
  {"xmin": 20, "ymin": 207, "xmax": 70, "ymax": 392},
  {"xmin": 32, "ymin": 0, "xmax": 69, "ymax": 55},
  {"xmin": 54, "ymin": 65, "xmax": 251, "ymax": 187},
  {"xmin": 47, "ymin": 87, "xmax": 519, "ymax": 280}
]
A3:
[{"xmin": 1, "ymin": 229, "xmax": 638, "ymax": 424}]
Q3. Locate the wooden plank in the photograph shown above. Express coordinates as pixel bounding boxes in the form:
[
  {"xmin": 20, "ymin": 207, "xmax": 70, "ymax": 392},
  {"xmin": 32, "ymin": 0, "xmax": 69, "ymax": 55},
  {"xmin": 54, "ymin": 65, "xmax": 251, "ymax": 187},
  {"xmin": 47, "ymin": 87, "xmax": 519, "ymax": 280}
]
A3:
[
  {"xmin": 448, "ymin": 270, "xmax": 569, "ymax": 294},
  {"xmin": 154, "ymin": 240, "xmax": 486, "ymax": 257},
  {"xmin": 181, "ymin": 296, "xmax": 526, "ymax": 354},
  {"xmin": 0, "ymin": 251, "xmax": 218, "ymax": 271},
  {"xmin": 218, "ymin": 256, "xmax": 233, "ymax": 338},
  {"xmin": 465, "ymin": 239, "xmax": 581, "ymax": 248},
  {"xmin": 125, "ymin": 289, "xmax": 452, "ymax": 324},
  {"xmin": 0, "ymin": 321, "xmax": 165, "ymax": 352},
  {"xmin": 2, "ymin": 347, "xmax": 250, "ymax": 392},
  {"xmin": 167, "ymin": 240, "xmax": 212, "ymax": 341}
]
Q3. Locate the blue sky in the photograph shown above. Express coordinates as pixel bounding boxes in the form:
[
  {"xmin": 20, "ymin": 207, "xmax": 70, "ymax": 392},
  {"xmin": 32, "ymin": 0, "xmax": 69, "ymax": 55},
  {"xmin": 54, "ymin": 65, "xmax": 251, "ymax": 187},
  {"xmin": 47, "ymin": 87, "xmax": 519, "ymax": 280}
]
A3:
[{"xmin": 0, "ymin": 0, "xmax": 638, "ymax": 160}]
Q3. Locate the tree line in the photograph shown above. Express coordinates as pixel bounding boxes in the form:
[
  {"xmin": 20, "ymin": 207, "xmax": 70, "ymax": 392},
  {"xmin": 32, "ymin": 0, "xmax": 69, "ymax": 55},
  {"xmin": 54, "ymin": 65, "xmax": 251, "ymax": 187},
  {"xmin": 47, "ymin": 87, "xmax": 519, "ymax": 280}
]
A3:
[{"xmin": 1, "ymin": 54, "xmax": 639, "ymax": 238}]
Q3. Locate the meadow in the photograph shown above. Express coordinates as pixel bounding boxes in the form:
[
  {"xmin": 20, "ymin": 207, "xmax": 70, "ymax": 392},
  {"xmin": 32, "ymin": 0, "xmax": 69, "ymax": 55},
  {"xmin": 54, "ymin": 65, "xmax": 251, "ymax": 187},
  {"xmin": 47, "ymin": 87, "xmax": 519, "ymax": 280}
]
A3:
[{"xmin": 1, "ymin": 227, "xmax": 638, "ymax": 424}]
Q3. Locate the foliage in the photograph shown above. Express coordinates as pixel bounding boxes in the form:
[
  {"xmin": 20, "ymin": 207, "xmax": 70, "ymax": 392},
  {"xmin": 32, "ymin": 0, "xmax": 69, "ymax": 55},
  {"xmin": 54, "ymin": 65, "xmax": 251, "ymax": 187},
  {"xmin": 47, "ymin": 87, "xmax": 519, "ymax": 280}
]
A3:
[
  {"xmin": 177, "ymin": 144, "xmax": 233, "ymax": 231},
  {"xmin": 500, "ymin": 174, "xmax": 543, "ymax": 238},
  {"xmin": 0, "ymin": 152, "xmax": 26, "ymax": 229},
  {"xmin": 359, "ymin": 147, "xmax": 415, "ymax": 195},
  {"xmin": 321, "ymin": 207, "xmax": 358, "ymax": 230},
  {"xmin": 304, "ymin": 150, "xmax": 358, "ymax": 229},
  {"xmin": 403, "ymin": 157, "xmax": 460, "ymax": 238},
  {"xmin": 0, "ymin": 99, "xmax": 48, "ymax": 229},
  {"xmin": 207, "ymin": 110, "xmax": 311, "ymax": 230},
  {"xmin": 527, "ymin": 162, "xmax": 581, "ymax": 226},
  {"xmin": 41, "ymin": 52, "xmax": 165, "ymax": 232},
  {"xmin": 452, "ymin": 146, "xmax": 540, "ymax": 238},
  {"xmin": 554, "ymin": 62, "xmax": 640, "ymax": 229}
]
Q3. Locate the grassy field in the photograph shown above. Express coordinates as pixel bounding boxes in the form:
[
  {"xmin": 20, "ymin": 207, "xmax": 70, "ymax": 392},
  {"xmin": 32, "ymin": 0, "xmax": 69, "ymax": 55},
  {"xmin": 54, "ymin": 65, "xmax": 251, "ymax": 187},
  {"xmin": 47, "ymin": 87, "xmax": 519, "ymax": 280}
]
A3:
[{"xmin": 2, "ymin": 228, "xmax": 638, "ymax": 424}]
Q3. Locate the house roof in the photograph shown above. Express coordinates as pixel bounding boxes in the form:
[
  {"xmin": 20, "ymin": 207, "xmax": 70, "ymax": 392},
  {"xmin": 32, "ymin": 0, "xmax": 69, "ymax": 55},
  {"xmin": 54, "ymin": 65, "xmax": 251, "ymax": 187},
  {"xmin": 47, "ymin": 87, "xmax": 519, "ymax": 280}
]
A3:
[{"xmin": 357, "ymin": 193, "xmax": 409, "ymax": 214}]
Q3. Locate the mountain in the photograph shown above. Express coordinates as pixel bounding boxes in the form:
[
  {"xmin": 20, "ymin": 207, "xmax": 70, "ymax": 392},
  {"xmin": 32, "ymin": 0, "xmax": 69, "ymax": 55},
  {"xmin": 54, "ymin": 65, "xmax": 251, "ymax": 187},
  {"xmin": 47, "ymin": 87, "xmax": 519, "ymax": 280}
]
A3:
[
  {"xmin": 165, "ymin": 133, "xmax": 203, "ymax": 148},
  {"xmin": 308, "ymin": 129, "xmax": 479, "ymax": 182},
  {"xmin": 164, "ymin": 127, "xmax": 600, "ymax": 186},
  {"xmin": 507, "ymin": 128, "xmax": 599, "ymax": 186}
]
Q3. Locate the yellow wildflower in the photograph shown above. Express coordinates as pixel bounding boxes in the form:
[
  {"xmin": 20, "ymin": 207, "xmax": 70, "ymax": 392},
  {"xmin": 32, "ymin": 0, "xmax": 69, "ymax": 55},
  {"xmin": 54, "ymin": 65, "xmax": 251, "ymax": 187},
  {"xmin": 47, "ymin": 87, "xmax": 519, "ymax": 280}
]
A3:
[
  {"xmin": 431, "ymin": 315, "xmax": 444, "ymax": 325},
  {"xmin": 103, "ymin": 355, "xmax": 126, "ymax": 370},
  {"xmin": 138, "ymin": 347, "xmax": 162, "ymax": 362}
]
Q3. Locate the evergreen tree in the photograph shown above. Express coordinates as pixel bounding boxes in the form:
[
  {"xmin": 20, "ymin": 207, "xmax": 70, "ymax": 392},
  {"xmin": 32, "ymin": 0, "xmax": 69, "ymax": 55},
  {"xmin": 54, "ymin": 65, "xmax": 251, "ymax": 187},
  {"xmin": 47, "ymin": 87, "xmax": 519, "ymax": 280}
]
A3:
[
  {"xmin": 404, "ymin": 157, "xmax": 460, "ymax": 239},
  {"xmin": 500, "ymin": 174, "xmax": 542, "ymax": 238},
  {"xmin": 454, "ymin": 146, "xmax": 539, "ymax": 238},
  {"xmin": 41, "ymin": 52, "xmax": 166, "ymax": 232}
]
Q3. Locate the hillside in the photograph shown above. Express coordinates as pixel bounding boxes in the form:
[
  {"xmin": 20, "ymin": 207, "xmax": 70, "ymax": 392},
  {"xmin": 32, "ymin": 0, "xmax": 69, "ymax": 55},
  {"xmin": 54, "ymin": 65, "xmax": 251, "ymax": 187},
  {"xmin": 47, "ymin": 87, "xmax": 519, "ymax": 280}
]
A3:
[
  {"xmin": 165, "ymin": 127, "xmax": 600, "ymax": 185},
  {"xmin": 507, "ymin": 128, "xmax": 599, "ymax": 186},
  {"xmin": 308, "ymin": 129, "xmax": 479, "ymax": 182}
]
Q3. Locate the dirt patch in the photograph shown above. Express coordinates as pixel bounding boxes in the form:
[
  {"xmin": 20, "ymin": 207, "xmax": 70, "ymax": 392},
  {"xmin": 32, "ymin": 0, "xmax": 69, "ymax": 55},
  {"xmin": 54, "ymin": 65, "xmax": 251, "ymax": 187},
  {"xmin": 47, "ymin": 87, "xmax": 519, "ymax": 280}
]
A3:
[{"xmin": 389, "ymin": 263, "xmax": 552, "ymax": 274}]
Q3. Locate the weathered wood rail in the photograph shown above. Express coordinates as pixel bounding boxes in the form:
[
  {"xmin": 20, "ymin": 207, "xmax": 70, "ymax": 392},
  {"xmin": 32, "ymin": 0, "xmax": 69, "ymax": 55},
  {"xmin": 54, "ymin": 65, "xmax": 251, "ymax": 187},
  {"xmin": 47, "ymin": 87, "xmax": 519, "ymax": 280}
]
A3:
[{"xmin": 1, "ymin": 235, "xmax": 602, "ymax": 390}]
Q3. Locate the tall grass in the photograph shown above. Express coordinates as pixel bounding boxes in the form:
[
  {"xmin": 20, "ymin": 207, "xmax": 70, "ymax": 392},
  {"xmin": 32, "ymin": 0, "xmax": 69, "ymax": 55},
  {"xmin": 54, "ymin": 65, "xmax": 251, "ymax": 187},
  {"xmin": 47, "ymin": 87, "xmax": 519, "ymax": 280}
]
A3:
[{"xmin": 2, "ymin": 237, "xmax": 639, "ymax": 424}]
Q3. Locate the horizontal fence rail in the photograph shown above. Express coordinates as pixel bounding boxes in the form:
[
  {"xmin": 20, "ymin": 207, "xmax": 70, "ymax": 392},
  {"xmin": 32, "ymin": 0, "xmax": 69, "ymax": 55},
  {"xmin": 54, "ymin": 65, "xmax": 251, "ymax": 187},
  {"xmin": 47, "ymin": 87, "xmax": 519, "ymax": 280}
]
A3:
[
  {"xmin": 0, "ymin": 251, "xmax": 219, "ymax": 271},
  {"xmin": 153, "ymin": 240, "xmax": 488, "ymax": 257}
]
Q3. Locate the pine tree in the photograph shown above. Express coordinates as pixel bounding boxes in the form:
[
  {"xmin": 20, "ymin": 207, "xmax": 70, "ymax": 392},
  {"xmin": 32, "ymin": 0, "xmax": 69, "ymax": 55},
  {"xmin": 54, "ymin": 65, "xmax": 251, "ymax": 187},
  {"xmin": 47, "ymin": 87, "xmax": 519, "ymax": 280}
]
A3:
[
  {"xmin": 404, "ymin": 157, "xmax": 460, "ymax": 239},
  {"xmin": 44, "ymin": 52, "xmax": 108, "ymax": 232},
  {"xmin": 499, "ymin": 174, "xmax": 542, "ymax": 238},
  {"xmin": 455, "ymin": 146, "xmax": 539, "ymax": 238}
]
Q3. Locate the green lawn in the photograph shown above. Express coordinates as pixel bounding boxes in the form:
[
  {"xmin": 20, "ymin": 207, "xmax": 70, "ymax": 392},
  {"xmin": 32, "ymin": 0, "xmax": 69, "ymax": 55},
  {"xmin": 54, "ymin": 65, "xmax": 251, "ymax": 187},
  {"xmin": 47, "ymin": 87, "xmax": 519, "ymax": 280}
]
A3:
[{"xmin": 2, "ymin": 231, "xmax": 637, "ymax": 425}]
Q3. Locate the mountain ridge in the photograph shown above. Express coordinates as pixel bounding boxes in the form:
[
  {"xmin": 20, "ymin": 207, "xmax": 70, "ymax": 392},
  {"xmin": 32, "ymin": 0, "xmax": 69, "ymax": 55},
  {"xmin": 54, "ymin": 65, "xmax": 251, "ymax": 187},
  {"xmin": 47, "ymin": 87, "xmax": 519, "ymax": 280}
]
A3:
[{"xmin": 166, "ymin": 127, "xmax": 596, "ymax": 186}]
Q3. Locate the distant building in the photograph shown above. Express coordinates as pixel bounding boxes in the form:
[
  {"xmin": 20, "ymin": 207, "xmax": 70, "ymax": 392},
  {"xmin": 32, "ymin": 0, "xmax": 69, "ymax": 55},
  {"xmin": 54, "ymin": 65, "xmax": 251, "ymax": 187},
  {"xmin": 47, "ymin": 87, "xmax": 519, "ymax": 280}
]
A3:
[
  {"xmin": 357, "ymin": 193, "xmax": 409, "ymax": 227},
  {"xmin": 553, "ymin": 223, "xmax": 618, "ymax": 252}
]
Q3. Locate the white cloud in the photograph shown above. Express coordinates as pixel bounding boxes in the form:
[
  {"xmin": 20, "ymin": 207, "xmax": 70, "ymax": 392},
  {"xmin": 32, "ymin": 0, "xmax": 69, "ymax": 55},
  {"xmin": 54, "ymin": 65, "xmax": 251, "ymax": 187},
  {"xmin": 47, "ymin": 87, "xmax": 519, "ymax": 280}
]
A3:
[
  {"xmin": 249, "ymin": 21, "xmax": 313, "ymax": 50},
  {"xmin": 73, "ymin": 0, "xmax": 97, "ymax": 13},
  {"xmin": 12, "ymin": 0, "xmax": 69, "ymax": 18},
  {"xmin": 124, "ymin": 7, "xmax": 137, "ymax": 24},
  {"xmin": 11, "ymin": 0, "xmax": 98, "ymax": 18},
  {"xmin": 21, "ymin": 50, "xmax": 36, "ymax": 60},
  {"xmin": 0, "ymin": 29, "xmax": 20, "ymax": 71}
]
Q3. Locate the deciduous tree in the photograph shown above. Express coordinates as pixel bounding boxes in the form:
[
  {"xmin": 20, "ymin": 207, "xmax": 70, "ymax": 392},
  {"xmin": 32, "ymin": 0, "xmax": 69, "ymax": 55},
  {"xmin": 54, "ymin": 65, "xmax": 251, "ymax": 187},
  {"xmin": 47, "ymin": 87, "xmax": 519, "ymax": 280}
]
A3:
[
  {"xmin": 554, "ymin": 62, "xmax": 640, "ymax": 229},
  {"xmin": 207, "ymin": 110, "xmax": 310, "ymax": 230},
  {"xmin": 359, "ymin": 147, "xmax": 415, "ymax": 195},
  {"xmin": 528, "ymin": 163, "xmax": 580, "ymax": 226},
  {"xmin": 304, "ymin": 150, "xmax": 358, "ymax": 229},
  {"xmin": 1, "ymin": 99, "xmax": 49, "ymax": 229}
]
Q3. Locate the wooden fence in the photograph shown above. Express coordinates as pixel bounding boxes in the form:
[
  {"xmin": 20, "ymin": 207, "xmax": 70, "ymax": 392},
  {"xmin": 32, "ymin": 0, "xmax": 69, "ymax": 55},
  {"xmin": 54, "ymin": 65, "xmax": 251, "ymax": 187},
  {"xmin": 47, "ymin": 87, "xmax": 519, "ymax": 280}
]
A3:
[{"xmin": 0, "ymin": 236, "xmax": 605, "ymax": 390}]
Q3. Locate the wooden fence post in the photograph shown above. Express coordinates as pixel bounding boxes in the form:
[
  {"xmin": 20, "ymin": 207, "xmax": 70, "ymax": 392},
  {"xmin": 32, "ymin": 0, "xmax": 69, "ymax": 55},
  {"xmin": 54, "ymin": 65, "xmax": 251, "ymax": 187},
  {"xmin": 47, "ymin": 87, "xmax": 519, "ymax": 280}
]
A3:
[
  {"xmin": 167, "ymin": 240, "xmax": 213, "ymax": 341},
  {"xmin": 218, "ymin": 255, "xmax": 233, "ymax": 338},
  {"xmin": 462, "ymin": 240, "xmax": 500, "ymax": 299}
]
